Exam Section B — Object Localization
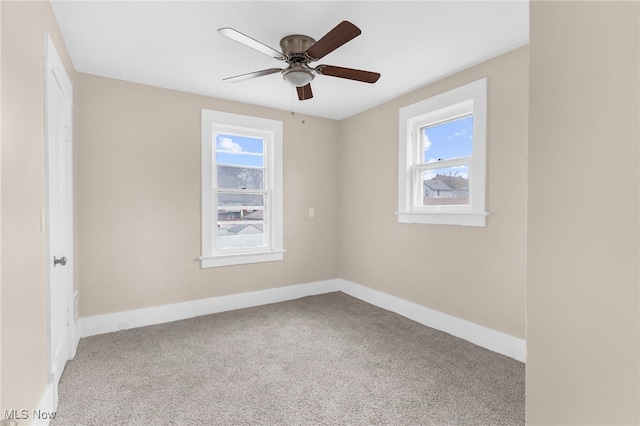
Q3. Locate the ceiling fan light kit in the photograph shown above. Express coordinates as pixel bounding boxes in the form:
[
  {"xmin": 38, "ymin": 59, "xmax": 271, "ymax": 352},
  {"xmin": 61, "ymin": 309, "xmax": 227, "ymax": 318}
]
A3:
[
  {"xmin": 218, "ymin": 21, "xmax": 380, "ymax": 100},
  {"xmin": 281, "ymin": 64, "xmax": 315, "ymax": 87}
]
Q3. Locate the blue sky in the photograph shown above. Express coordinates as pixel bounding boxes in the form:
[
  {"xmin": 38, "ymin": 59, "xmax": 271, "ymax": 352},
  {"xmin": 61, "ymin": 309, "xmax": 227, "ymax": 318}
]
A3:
[
  {"xmin": 216, "ymin": 133, "xmax": 264, "ymax": 167},
  {"xmin": 423, "ymin": 115, "xmax": 473, "ymax": 180},
  {"xmin": 423, "ymin": 115, "xmax": 473, "ymax": 163}
]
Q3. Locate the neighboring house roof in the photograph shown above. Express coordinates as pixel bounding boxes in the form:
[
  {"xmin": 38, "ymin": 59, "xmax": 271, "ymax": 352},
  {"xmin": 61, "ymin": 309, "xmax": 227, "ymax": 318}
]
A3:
[
  {"xmin": 217, "ymin": 210, "xmax": 263, "ymax": 220},
  {"xmin": 424, "ymin": 180, "xmax": 453, "ymax": 191},
  {"xmin": 243, "ymin": 210, "xmax": 263, "ymax": 220},
  {"xmin": 227, "ymin": 224, "xmax": 263, "ymax": 234}
]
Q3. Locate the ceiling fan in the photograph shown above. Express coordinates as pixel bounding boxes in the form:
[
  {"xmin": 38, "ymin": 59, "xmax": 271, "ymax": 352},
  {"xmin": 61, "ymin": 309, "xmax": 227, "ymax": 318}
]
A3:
[{"xmin": 218, "ymin": 21, "xmax": 381, "ymax": 101}]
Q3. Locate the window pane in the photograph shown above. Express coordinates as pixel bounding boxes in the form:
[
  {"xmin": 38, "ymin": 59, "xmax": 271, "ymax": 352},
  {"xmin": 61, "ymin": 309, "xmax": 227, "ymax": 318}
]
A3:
[
  {"xmin": 216, "ymin": 133, "xmax": 264, "ymax": 167},
  {"xmin": 217, "ymin": 222, "xmax": 265, "ymax": 249},
  {"xmin": 423, "ymin": 115, "xmax": 473, "ymax": 163},
  {"xmin": 218, "ymin": 192, "xmax": 264, "ymax": 208},
  {"xmin": 421, "ymin": 166, "xmax": 469, "ymax": 206},
  {"xmin": 217, "ymin": 192, "xmax": 266, "ymax": 249},
  {"xmin": 214, "ymin": 132, "xmax": 268, "ymax": 250},
  {"xmin": 217, "ymin": 165, "xmax": 264, "ymax": 189}
]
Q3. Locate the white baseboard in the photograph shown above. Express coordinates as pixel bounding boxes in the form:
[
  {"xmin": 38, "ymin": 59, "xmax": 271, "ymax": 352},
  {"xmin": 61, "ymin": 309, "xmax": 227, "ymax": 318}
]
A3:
[
  {"xmin": 30, "ymin": 383, "xmax": 55, "ymax": 426},
  {"xmin": 69, "ymin": 320, "xmax": 80, "ymax": 359},
  {"xmin": 339, "ymin": 279, "xmax": 526, "ymax": 362},
  {"xmin": 80, "ymin": 279, "xmax": 341, "ymax": 338},
  {"xmin": 78, "ymin": 278, "xmax": 525, "ymax": 362}
]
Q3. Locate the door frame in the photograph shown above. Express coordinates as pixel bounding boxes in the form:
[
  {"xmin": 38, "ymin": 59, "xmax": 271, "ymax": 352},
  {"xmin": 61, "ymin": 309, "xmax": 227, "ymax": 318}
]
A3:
[{"xmin": 44, "ymin": 33, "xmax": 76, "ymax": 407}]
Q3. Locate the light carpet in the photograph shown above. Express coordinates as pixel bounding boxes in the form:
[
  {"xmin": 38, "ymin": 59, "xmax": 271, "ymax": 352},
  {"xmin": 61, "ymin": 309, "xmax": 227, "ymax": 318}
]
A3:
[{"xmin": 52, "ymin": 292, "xmax": 524, "ymax": 425}]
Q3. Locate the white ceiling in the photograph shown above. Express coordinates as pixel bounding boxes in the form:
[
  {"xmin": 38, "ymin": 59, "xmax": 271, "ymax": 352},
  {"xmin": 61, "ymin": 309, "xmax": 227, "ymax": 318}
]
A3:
[{"xmin": 50, "ymin": 1, "xmax": 529, "ymax": 120}]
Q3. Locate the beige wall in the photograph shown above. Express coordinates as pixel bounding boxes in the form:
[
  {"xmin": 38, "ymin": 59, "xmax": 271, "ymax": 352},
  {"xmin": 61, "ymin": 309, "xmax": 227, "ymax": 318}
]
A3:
[
  {"xmin": 0, "ymin": 0, "xmax": 4, "ymax": 410},
  {"xmin": 1, "ymin": 0, "xmax": 76, "ymax": 418},
  {"xmin": 3, "ymin": 2, "xmax": 639, "ymax": 424},
  {"xmin": 0, "ymin": 0, "xmax": 3, "ymax": 411},
  {"xmin": 76, "ymin": 74, "xmax": 339, "ymax": 316},
  {"xmin": 527, "ymin": 1, "xmax": 640, "ymax": 424},
  {"xmin": 338, "ymin": 46, "xmax": 529, "ymax": 339}
]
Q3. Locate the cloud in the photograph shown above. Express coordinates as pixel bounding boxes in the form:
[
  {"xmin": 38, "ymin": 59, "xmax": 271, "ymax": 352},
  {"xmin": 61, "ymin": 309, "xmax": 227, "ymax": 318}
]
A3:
[
  {"xmin": 217, "ymin": 137, "xmax": 243, "ymax": 154},
  {"xmin": 449, "ymin": 165, "xmax": 469, "ymax": 178},
  {"xmin": 423, "ymin": 133, "xmax": 432, "ymax": 151},
  {"xmin": 423, "ymin": 171, "xmax": 437, "ymax": 180},
  {"xmin": 447, "ymin": 126, "xmax": 472, "ymax": 139}
]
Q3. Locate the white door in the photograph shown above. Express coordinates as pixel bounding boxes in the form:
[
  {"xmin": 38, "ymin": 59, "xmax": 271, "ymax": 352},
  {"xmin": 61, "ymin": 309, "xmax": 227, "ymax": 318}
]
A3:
[{"xmin": 45, "ymin": 34, "xmax": 74, "ymax": 401}]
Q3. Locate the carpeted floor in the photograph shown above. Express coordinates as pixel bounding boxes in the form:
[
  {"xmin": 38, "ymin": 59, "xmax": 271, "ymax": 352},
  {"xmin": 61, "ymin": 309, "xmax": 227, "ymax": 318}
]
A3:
[{"xmin": 52, "ymin": 292, "xmax": 525, "ymax": 425}]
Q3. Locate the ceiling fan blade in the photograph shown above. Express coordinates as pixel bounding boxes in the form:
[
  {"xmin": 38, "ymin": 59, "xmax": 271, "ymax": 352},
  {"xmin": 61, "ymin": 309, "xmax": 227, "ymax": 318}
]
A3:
[
  {"xmin": 316, "ymin": 65, "xmax": 381, "ymax": 83},
  {"xmin": 297, "ymin": 84, "xmax": 313, "ymax": 100},
  {"xmin": 305, "ymin": 21, "xmax": 361, "ymax": 61},
  {"xmin": 222, "ymin": 68, "xmax": 283, "ymax": 83},
  {"xmin": 218, "ymin": 27, "xmax": 284, "ymax": 60}
]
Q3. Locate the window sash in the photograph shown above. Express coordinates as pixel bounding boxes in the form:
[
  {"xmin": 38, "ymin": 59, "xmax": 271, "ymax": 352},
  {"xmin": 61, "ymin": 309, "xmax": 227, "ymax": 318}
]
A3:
[
  {"xmin": 212, "ymin": 128, "xmax": 271, "ymax": 254},
  {"xmin": 413, "ymin": 156, "xmax": 472, "ymax": 211},
  {"xmin": 398, "ymin": 78, "xmax": 488, "ymax": 226},
  {"xmin": 201, "ymin": 109, "xmax": 283, "ymax": 267},
  {"xmin": 415, "ymin": 155, "xmax": 471, "ymax": 171},
  {"xmin": 213, "ymin": 188, "xmax": 271, "ymax": 253}
]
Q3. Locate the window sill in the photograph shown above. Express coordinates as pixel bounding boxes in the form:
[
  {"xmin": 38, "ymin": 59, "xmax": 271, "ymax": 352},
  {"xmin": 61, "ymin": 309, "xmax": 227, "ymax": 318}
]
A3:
[
  {"xmin": 397, "ymin": 211, "xmax": 488, "ymax": 227},
  {"xmin": 200, "ymin": 250, "xmax": 285, "ymax": 268}
]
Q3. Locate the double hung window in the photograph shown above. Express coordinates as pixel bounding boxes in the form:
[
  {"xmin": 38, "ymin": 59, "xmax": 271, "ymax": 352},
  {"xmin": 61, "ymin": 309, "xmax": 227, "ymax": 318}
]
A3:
[
  {"xmin": 201, "ymin": 110, "xmax": 283, "ymax": 268},
  {"xmin": 398, "ymin": 78, "xmax": 488, "ymax": 226}
]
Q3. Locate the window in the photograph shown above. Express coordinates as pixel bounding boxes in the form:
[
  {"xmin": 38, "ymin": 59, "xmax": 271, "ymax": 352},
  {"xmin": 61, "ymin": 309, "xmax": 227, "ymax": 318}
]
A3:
[
  {"xmin": 201, "ymin": 109, "xmax": 283, "ymax": 268},
  {"xmin": 398, "ymin": 78, "xmax": 488, "ymax": 227}
]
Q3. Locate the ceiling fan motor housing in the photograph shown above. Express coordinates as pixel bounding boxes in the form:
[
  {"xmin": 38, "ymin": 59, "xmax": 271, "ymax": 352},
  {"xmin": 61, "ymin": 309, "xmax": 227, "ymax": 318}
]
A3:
[
  {"xmin": 280, "ymin": 35, "xmax": 316, "ymax": 59},
  {"xmin": 280, "ymin": 35, "xmax": 316, "ymax": 86}
]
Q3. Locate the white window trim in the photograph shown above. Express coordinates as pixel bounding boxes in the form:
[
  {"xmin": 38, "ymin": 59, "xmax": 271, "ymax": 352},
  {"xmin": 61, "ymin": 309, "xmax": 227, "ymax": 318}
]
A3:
[
  {"xmin": 200, "ymin": 109, "xmax": 284, "ymax": 268},
  {"xmin": 398, "ymin": 78, "xmax": 488, "ymax": 227}
]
